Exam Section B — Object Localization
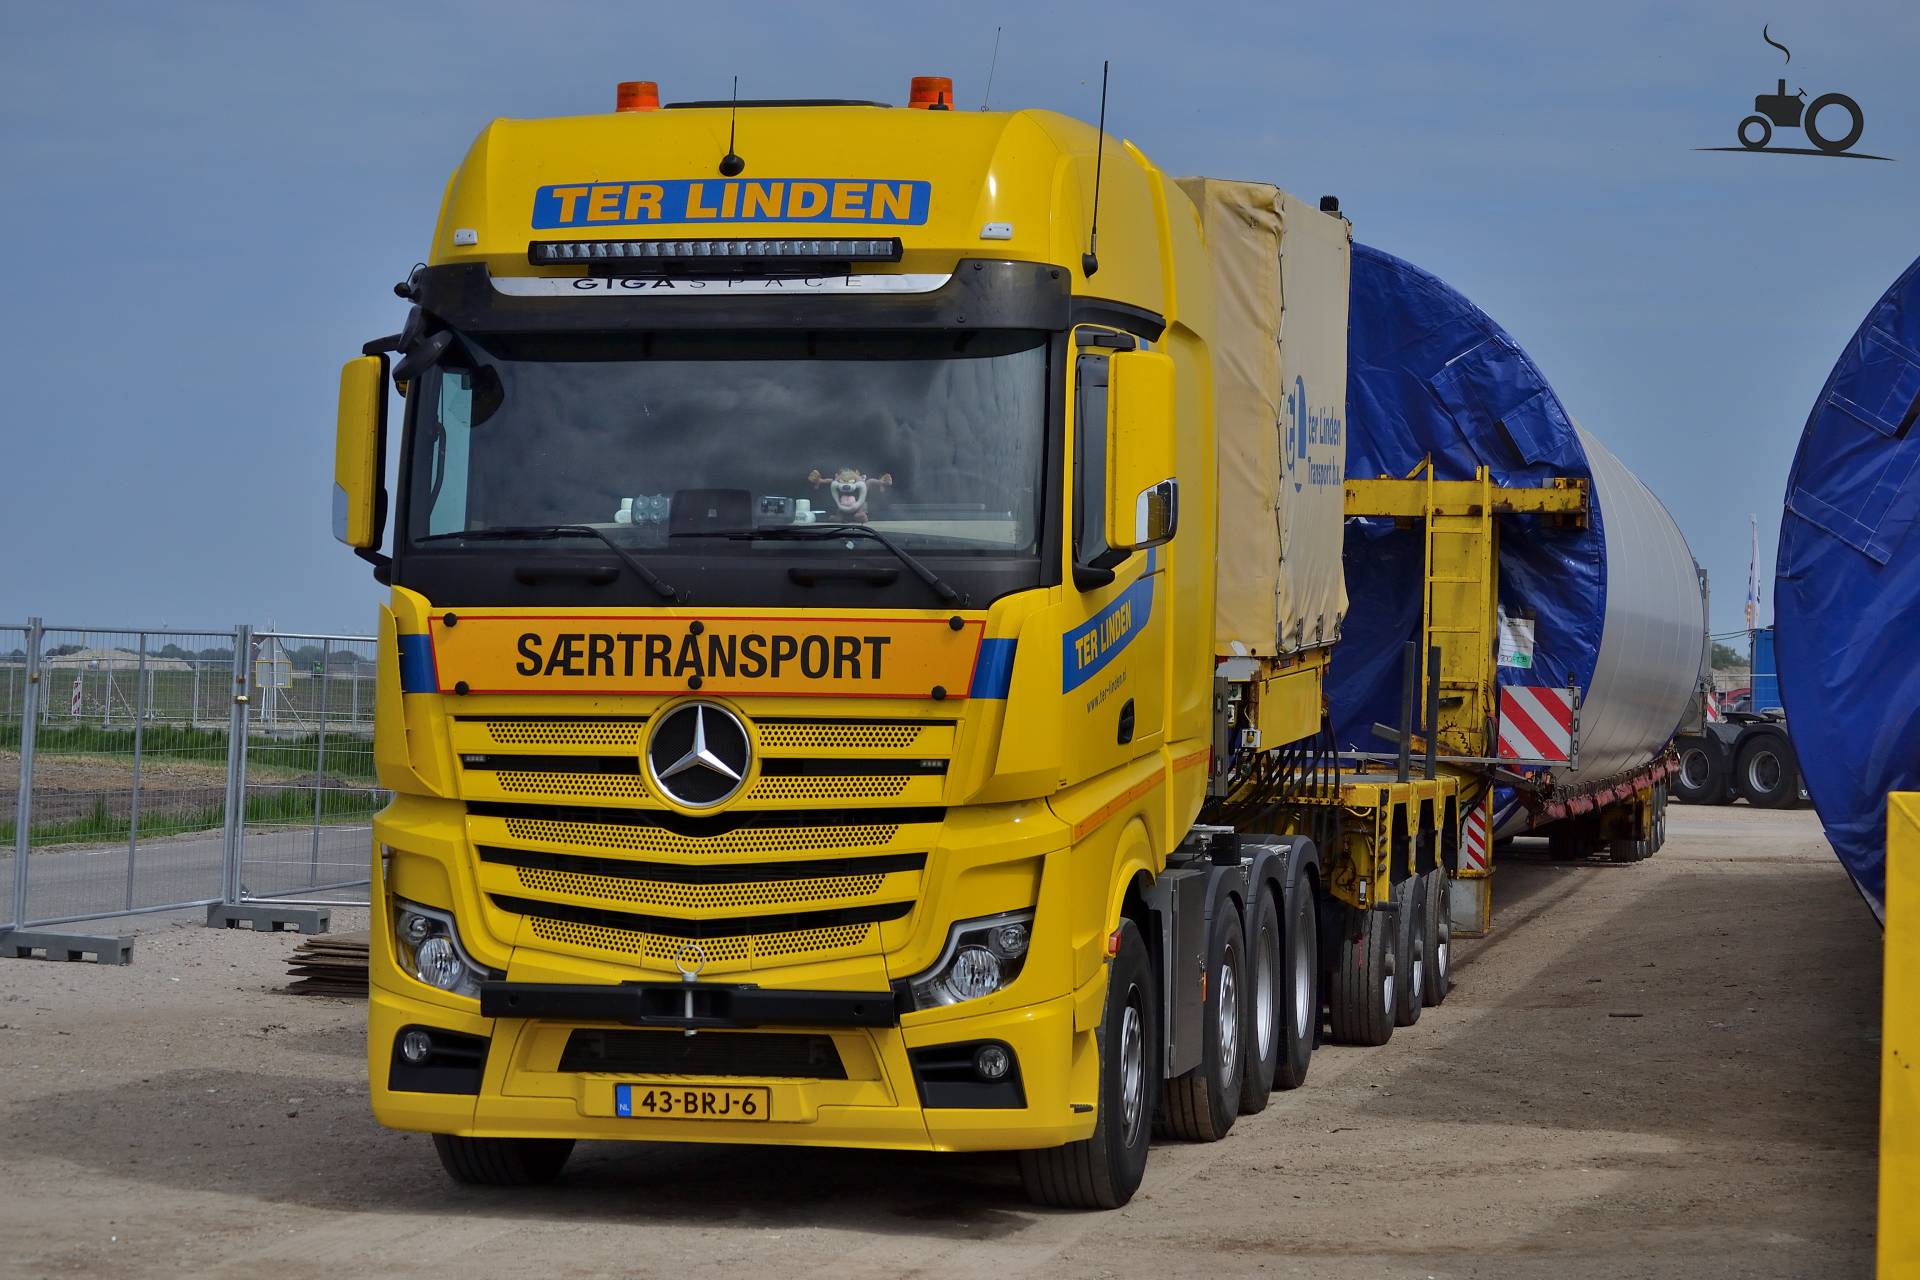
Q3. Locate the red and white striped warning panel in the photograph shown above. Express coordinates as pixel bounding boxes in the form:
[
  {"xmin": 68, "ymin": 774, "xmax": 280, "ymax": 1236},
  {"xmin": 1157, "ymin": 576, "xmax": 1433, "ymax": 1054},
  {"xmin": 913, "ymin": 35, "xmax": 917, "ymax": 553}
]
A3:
[
  {"xmin": 1461, "ymin": 793, "xmax": 1491, "ymax": 873},
  {"xmin": 1498, "ymin": 685, "xmax": 1575, "ymax": 762},
  {"xmin": 1704, "ymin": 688, "xmax": 1722, "ymax": 723}
]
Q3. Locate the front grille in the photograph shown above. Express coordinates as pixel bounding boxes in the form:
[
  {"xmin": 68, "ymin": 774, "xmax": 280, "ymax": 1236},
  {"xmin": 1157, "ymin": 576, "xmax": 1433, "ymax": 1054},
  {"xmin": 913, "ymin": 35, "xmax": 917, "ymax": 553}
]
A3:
[
  {"xmin": 493, "ymin": 894, "xmax": 909, "ymax": 940},
  {"xmin": 757, "ymin": 720, "xmax": 936, "ymax": 751},
  {"xmin": 560, "ymin": 1029, "xmax": 847, "ymax": 1079},
  {"xmin": 501, "ymin": 814, "xmax": 905, "ymax": 856},
  {"xmin": 480, "ymin": 846, "xmax": 924, "ymax": 911},
  {"xmin": 528, "ymin": 916, "xmax": 875, "ymax": 965}
]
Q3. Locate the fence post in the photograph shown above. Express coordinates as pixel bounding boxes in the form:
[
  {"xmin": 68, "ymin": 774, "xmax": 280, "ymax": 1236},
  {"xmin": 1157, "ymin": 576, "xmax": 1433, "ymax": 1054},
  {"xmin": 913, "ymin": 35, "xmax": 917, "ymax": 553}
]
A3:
[
  {"xmin": 220, "ymin": 624, "xmax": 253, "ymax": 908},
  {"xmin": 9, "ymin": 619, "xmax": 41, "ymax": 932},
  {"xmin": 124, "ymin": 632, "xmax": 149, "ymax": 911},
  {"xmin": 311, "ymin": 638, "xmax": 330, "ymax": 882}
]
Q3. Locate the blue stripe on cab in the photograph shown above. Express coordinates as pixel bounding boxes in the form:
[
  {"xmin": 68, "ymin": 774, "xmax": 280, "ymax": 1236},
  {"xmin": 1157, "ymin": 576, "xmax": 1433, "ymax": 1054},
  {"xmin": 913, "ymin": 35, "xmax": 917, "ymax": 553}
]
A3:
[
  {"xmin": 396, "ymin": 633, "xmax": 436, "ymax": 693},
  {"xmin": 969, "ymin": 639, "xmax": 1017, "ymax": 699}
]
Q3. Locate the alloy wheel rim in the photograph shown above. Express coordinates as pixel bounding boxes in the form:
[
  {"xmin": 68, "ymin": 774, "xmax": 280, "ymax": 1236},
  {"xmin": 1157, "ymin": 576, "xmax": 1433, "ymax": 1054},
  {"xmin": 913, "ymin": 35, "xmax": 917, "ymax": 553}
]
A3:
[
  {"xmin": 1217, "ymin": 948, "xmax": 1240, "ymax": 1082},
  {"xmin": 1294, "ymin": 914, "xmax": 1312, "ymax": 1040},
  {"xmin": 1119, "ymin": 997, "xmax": 1145, "ymax": 1147},
  {"xmin": 1255, "ymin": 922, "xmax": 1277, "ymax": 1059}
]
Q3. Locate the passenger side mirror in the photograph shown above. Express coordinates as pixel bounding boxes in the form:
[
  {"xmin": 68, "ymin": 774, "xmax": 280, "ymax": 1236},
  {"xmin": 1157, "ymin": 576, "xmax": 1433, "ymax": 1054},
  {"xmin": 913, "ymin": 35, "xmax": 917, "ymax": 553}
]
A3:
[
  {"xmin": 334, "ymin": 354, "xmax": 389, "ymax": 551},
  {"xmin": 1104, "ymin": 349, "xmax": 1179, "ymax": 553}
]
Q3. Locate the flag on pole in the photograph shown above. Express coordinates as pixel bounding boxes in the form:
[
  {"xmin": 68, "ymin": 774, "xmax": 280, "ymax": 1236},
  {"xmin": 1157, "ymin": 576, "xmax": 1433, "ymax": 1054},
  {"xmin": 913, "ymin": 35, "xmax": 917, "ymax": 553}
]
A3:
[{"xmin": 1745, "ymin": 513, "xmax": 1760, "ymax": 632}]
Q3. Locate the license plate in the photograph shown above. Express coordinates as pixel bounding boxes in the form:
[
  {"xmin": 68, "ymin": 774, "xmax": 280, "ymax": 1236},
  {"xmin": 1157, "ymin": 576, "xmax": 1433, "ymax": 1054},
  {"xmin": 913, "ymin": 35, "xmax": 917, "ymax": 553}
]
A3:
[{"xmin": 615, "ymin": 1083, "xmax": 770, "ymax": 1121}]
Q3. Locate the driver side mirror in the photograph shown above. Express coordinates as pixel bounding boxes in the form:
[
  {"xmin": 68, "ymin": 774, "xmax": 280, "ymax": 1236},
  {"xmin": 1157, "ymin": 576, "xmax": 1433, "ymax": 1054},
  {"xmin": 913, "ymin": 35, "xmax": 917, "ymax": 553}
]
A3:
[
  {"xmin": 333, "ymin": 354, "xmax": 389, "ymax": 552},
  {"xmin": 1103, "ymin": 349, "xmax": 1179, "ymax": 553}
]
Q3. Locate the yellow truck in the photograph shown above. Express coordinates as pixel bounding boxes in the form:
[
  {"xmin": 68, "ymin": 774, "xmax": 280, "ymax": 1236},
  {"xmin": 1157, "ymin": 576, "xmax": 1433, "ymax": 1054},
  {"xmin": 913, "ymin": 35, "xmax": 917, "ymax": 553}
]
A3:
[{"xmin": 332, "ymin": 76, "xmax": 1561, "ymax": 1208}]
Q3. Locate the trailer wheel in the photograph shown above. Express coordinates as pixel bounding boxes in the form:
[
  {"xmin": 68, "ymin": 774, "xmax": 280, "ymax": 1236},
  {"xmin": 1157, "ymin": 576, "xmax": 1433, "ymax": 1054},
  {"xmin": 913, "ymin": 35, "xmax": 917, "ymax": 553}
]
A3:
[
  {"xmin": 1019, "ymin": 917, "xmax": 1156, "ymax": 1209},
  {"xmin": 1421, "ymin": 870, "xmax": 1451, "ymax": 1007},
  {"xmin": 1391, "ymin": 877, "xmax": 1425, "ymax": 1026},
  {"xmin": 1674, "ymin": 738, "xmax": 1725, "ymax": 804},
  {"xmin": 431, "ymin": 1135, "xmax": 573, "ymax": 1186},
  {"xmin": 1651, "ymin": 783, "xmax": 1668, "ymax": 852},
  {"xmin": 1735, "ymin": 736, "xmax": 1800, "ymax": 809},
  {"xmin": 1273, "ymin": 868, "xmax": 1318, "ymax": 1091},
  {"xmin": 1327, "ymin": 905, "xmax": 1394, "ymax": 1046},
  {"xmin": 1163, "ymin": 904, "xmax": 1247, "ymax": 1141},
  {"xmin": 1237, "ymin": 885, "xmax": 1283, "ymax": 1114}
]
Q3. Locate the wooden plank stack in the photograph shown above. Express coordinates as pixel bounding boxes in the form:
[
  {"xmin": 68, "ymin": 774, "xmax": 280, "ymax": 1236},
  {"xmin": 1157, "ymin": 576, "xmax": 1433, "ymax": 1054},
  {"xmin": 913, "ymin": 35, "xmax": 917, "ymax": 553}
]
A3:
[{"xmin": 285, "ymin": 930, "xmax": 370, "ymax": 997}]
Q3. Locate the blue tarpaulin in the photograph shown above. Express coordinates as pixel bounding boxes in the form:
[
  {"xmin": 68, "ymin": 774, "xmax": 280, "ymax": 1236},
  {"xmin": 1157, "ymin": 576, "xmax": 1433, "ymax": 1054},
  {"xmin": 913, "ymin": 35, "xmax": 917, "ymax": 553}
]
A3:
[
  {"xmin": 1329, "ymin": 245, "xmax": 1608, "ymax": 792},
  {"xmin": 1776, "ymin": 253, "xmax": 1920, "ymax": 919}
]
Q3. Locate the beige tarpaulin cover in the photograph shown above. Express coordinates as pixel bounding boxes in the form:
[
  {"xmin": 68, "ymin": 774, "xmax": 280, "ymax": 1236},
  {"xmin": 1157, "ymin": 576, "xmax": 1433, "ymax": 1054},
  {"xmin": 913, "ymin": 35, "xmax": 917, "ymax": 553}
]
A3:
[{"xmin": 1176, "ymin": 178, "xmax": 1350, "ymax": 656}]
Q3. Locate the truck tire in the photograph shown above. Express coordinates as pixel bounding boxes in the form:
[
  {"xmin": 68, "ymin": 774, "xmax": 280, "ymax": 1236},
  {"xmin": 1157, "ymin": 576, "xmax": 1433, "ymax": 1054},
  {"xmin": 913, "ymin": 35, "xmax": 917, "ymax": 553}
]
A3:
[
  {"xmin": 1735, "ymin": 735, "xmax": 1800, "ymax": 809},
  {"xmin": 1019, "ymin": 917, "xmax": 1156, "ymax": 1209},
  {"xmin": 1327, "ymin": 905, "xmax": 1394, "ymax": 1046},
  {"xmin": 1162, "ymin": 903, "xmax": 1247, "ymax": 1141},
  {"xmin": 1237, "ymin": 884, "xmax": 1283, "ymax": 1114},
  {"xmin": 431, "ymin": 1135, "xmax": 573, "ymax": 1186},
  {"xmin": 1273, "ymin": 868, "xmax": 1318, "ymax": 1091},
  {"xmin": 1391, "ymin": 877, "xmax": 1425, "ymax": 1026},
  {"xmin": 1674, "ymin": 738, "xmax": 1725, "ymax": 804},
  {"xmin": 1421, "ymin": 869, "xmax": 1451, "ymax": 1007},
  {"xmin": 1651, "ymin": 783, "xmax": 1669, "ymax": 851}
]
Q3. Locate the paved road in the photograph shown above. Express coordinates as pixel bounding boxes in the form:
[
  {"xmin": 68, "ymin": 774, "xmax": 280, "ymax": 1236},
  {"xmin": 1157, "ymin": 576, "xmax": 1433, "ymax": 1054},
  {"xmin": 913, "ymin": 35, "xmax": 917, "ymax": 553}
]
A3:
[
  {"xmin": 0, "ymin": 804, "xmax": 1878, "ymax": 1278},
  {"xmin": 6, "ymin": 825, "xmax": 371, "ymax": 925}
]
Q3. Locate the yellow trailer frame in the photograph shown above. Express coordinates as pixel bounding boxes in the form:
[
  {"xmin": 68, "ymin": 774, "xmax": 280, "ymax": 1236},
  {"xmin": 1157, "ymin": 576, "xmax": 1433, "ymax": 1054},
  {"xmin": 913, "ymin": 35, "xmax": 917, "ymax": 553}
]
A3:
[{"xmin": 1882, "ymin": 793, "xmax": 1920, "ymax": 1277}]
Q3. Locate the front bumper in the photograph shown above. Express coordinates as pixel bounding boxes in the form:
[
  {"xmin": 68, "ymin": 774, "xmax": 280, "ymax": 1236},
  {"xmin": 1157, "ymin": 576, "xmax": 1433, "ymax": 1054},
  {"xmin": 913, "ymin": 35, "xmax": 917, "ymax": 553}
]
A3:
[{"xmin": 370, "ymin": 975, "xmax": 1100, "ymax": 1153}]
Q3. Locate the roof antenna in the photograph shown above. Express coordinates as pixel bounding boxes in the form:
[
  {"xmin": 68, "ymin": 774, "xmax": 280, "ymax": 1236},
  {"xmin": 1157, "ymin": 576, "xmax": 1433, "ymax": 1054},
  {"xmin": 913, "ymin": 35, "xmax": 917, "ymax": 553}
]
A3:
[
  {"xmin": 980, "ymin": 26, "xmax": 1002, "ymax": 110},
  {"xmin": 1082, "ymin": 60, "xmax": 1109, "ymax": 278},
  {"xmin": 719, "ymin": 76, "xmax": 745, "ymax": 176}
]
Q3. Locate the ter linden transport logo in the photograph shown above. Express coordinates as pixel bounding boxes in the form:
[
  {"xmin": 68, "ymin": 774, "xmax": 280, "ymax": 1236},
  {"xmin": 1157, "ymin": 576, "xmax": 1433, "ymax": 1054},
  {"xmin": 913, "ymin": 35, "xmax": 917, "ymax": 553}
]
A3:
[
  {"xmin": 1699, "ymin": 26, "xmax": 1888, "ymax": 162},
  {"xmin": 646, "ymin": 702, "xmax": 752, "ymax": 809},
  {"xmin": 533, "ymin": 178, "xmax": 932, "ymax": 229}
]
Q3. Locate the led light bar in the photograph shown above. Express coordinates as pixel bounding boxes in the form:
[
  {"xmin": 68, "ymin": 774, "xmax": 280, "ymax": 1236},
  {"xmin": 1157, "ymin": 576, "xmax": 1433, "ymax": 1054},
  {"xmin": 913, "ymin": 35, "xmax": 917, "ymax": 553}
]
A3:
[{"xmin": 528, "ymin": 237, "xmax": 903, "ymax": 266}]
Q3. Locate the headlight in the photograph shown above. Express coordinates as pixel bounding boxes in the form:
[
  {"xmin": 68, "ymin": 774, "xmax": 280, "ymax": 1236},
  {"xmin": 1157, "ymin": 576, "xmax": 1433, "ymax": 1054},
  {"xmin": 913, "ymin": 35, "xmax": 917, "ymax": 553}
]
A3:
[
  {"xmin": 392, "ymin": 900, "xmax": 489, "ymax": 999},
  {"xmin": 908, "ymin": 911, "xmax": 1034, "ymax": 1010}
]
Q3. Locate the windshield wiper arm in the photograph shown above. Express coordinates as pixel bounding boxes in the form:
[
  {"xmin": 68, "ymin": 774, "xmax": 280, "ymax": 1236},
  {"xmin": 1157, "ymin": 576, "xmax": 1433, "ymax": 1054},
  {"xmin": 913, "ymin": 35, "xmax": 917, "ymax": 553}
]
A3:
[
  {"xmin": 678, "ymin": 523, "xmax": 964, "ymax": 605},
  {"xmin": 417, "ymin": 526, "xmax": 679, "ymax": 600}
]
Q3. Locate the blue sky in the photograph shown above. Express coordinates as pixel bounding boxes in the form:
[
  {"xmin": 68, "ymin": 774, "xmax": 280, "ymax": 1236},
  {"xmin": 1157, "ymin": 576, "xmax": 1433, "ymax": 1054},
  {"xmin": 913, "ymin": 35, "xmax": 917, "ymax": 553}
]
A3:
[{"xmin": 2, "ymin": 0, "xmax": 1915, "ymax": 638}]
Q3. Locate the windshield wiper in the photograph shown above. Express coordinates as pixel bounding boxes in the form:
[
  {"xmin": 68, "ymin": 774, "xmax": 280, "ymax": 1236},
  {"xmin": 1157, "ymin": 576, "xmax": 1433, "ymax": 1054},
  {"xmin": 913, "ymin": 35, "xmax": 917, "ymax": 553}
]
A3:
[
  {"xmin": 417, "ymin": 526, "xmax": 679, "ymax": 600},
  {"xmin": 677, "ymin": 523, "xmax": 964, "ymax": 605}
]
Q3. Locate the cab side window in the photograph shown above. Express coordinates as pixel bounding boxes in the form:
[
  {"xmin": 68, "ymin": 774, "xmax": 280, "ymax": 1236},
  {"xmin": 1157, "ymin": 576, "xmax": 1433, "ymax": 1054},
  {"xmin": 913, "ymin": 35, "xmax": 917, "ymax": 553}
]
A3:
[{"xmin": 1074, "ymin": 352, "xmax": 1111, "ymax": 567}]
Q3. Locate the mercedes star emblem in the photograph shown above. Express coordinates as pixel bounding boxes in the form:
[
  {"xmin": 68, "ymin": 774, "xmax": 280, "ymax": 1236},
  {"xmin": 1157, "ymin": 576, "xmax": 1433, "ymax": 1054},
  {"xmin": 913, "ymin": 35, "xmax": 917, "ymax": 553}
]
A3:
[{"xmin": 645, "ymin": 702, "xmax": 752, "ymax": 809}]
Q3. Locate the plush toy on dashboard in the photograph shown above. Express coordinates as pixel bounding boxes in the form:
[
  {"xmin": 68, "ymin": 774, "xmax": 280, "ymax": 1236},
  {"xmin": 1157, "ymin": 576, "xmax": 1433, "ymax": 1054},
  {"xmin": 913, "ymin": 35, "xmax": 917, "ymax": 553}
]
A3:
[{"xmin": 808, "ymin": 467, "xmax": 893, "ymax": 524}]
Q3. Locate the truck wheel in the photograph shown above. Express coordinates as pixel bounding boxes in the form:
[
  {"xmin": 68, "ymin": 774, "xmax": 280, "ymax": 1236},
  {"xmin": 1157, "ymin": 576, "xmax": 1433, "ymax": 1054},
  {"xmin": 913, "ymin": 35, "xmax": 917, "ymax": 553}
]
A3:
[
  {"xmin": 1163, "ymin": 904, "xmax": 1247, "ymax": 1141},
  {"xmin": 1273, "ymin": 869, "xmax": 1318, "ymax": 1091},
  {"xmin": 1652, "ymin": 784, "xmax": 1669, "ymax": 851},
  {"xmin": 1237, "ymin": 885, "xmax": 1283, "ymax": 1114},
  {"xmin": 1327, "ymin": 905, "xmax": 1394, "ymax": 1046},
  {"xmin": 1674, "ymin": 739, "xmax": 1725, "ymax": 804},
  {"xmin": 1019, "ymin": 917, "xmax": 1156, "ymax": 1209},
  {"xmin": 1735, "ymin": 736, "xmax": 1800, "ymax": 809},
  {"xmin": 1421, "ymin": 869, "xmax": 1451, "ymax": 1007},
  {"xmin": 1391, "ymin": 877, "xmax": 1425, "ymax": 1026},
  {"xmin": 431, "ymin": 1135, "xmax": 573, "ymax": 1186}
]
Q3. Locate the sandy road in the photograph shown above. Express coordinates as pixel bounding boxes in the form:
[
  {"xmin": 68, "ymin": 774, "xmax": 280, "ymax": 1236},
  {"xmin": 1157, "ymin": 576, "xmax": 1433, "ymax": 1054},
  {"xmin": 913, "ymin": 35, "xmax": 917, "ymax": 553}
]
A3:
[{"xmin": 0, "ymin": 804, "xmax": 1877, "ymax": 1279}]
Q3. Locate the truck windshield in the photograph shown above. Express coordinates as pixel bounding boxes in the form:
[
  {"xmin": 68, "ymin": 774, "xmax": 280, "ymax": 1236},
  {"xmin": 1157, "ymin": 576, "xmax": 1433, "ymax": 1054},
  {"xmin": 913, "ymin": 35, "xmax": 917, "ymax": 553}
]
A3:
[{"xmin": 403, "ymin": 329, "xmax": 1048, "ymax": 556}]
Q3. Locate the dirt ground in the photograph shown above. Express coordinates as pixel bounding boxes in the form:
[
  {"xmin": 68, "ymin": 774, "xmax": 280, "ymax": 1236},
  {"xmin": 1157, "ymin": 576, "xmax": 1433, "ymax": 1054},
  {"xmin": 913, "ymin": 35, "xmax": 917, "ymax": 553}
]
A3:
[{"xmin": 0, "ymin": 804, "xmax": 1878, "ymax": 1279}]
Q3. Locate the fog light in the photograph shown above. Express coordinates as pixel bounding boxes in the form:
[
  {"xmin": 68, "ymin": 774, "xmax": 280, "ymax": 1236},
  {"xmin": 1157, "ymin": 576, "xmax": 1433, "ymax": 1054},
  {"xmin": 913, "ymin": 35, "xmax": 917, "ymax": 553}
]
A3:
[
  {"xmin": 414, "ymin": 936, "xmax": 464, "ymax": 991},
  {"xmin": 974, "ymin": 1043, "xmax": 1011, "ymax": 1081},
  {"xmin": 400, "ymin": 1029, "xmax": 434, "ymax": 1064},
  {"xmin": 991, "ymin": 922, "xmax": 1030, "ymax": 957}
]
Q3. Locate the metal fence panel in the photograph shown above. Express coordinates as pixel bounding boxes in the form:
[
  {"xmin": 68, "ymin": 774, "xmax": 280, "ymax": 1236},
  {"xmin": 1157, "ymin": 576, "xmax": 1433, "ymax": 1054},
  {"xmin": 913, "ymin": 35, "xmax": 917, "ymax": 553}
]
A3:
[
  {"xmin": 20, "ymin": 627, "xmax": 241, "ymax": 926},
  {"xmin": 1, "ymin": 622, "xmax": 29, "ymax": 931},
  {"xmin": 235, "ymin": 633, "xmax": 382, "ymax": 906}
]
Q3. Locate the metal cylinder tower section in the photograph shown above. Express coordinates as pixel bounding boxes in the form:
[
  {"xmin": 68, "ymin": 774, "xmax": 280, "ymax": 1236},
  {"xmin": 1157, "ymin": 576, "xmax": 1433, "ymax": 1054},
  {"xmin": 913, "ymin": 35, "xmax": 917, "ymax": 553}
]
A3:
[
  {"xmin": 1571, "ymin": 424, "xmax": 1705, "ymax": 782},
  {"xmin": 1332, "ymin": 245, "xmax": 1702, "ymax": 827},
  {"xmin": 1776, "ymin": 253, "xmax": 1920, "ymax": 919}
]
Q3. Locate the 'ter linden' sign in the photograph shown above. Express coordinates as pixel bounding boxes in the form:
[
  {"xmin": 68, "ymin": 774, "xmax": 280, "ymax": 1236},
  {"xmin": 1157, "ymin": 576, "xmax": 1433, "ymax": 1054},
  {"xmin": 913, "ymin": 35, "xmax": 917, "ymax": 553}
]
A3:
[{"xmin": 531, "ymin": 179, "xmax": 932, "ymax": 229}]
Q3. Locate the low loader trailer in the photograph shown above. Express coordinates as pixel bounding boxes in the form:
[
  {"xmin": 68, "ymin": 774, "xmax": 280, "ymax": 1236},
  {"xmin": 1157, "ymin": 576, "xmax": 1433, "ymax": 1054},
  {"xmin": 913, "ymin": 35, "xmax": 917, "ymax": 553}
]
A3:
[{"xmin": 332, "ymin": 75, "xmax": 1690, "ymax": 1207}]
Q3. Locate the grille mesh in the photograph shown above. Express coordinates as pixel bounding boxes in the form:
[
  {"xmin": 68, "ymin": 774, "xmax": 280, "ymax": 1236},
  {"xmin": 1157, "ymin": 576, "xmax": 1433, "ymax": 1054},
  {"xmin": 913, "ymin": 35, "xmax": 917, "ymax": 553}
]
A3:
[
  {"xmin": 746, "ymin": 776, "xmax": 910, "ymax": 802},
  {"xmin": 496, "ymin": 771, "xmax": 649, "ymax": 800},
  {"xmin": 757, "ymin": 723, "xmax": 925, "ymax": 751},
  {"xmin": 514, "ymin": 866, "xmax": 888, "ymax": 909},
  {"xmin": 528, "ymin": 915, "xmax": 871, "ymax": 964},
  {"xmin": 478, "ymin": 719, "xmax": 644, "ymax": 748},
  {"xmin": 501, "ymin": 817, "xmax": 902, "ymax": 855}
]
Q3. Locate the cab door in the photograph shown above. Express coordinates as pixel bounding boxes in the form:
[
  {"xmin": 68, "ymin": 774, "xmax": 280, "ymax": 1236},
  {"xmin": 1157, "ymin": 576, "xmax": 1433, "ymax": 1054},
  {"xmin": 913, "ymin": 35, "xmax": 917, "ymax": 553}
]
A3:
[{"xmin": 1055, "ymin": 330, "xmax": 1167, "ymax": 788}]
